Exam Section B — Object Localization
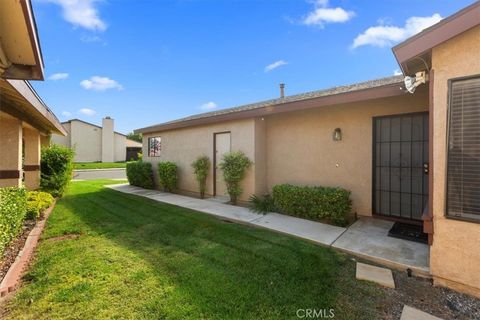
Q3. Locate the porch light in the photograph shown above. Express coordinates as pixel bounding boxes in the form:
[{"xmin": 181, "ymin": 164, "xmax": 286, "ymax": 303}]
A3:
[{"xmin": 333, "ymin": 128, "xmax": 342, "ymax": 141}]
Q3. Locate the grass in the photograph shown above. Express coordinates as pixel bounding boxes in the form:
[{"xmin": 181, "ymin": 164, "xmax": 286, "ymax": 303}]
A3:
[
  {"xmin": 74, "ymin": 162, "xmax": 128, "ymax": 169},
  {"xmin": 2, "ymin": 180, "xmax": 385, "ymax": 319}
]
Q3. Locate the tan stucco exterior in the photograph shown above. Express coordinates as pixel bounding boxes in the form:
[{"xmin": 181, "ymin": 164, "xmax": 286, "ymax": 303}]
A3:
[
  {"xmin": 52, "ymin": 118, "xmax": 129, "ymax": 163},
  {"xmin": 429, "ymin": 25, "xmax": 480, "ymax": 297},
  {"xmin": 265, "ymin": 92, "xmax": 428, "ymax": 216},
  {"xmin": 23, "ymin": 126, "xmax": 41, "ymax": 190},
  {"xmin": 0, "ymin": 113, "xmax": 22, "ymax": 188},
  {"xmin": 143, "ymin": 118, "xmax": 259, "ymax": 201}
]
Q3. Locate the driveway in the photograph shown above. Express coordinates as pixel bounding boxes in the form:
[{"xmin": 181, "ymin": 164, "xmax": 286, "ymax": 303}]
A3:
[{"xmin": 73, "ymin": 168, "xmax": 126, "ymax": 180}]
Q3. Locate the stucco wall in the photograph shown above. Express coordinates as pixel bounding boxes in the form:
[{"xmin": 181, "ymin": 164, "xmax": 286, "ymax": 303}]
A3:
[
  {"xmin": 70, "ymin": 121, "xmax": 102, "ymax": 162},
  {"xmin": 0, "ymin": 112, "xmax": 22, "ymax": 188},
  {"xmin": 430, "ymin": 25, "xmax": 480, "ymax": 297},
  {"xmin": 143, "ymin": 118, "xmax": 256, "ymax": 201},
  {"xmin": 51, "ymin": 122, "xmax": 71, "ymax": 147},
  {"xmin": 265, "ymin": 92, "xmax": 428, "ymax": 216},
  {"xmin": 114, "ymin": 133, "xmax": 126, "ymax": 162}
]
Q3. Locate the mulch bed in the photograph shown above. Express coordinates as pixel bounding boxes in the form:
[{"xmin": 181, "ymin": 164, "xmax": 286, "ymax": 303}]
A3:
[
  {"xmin": 0, "ymin": 220, "xmax": 37, "ymax": 283},
  {"xmin": 380, "ymin": 270, "xmax": 480, "ymax": 319}
]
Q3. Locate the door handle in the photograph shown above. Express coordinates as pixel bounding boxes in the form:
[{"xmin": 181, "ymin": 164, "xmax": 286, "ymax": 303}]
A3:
[{"xmin": 423, "ymin": 163, "xmax": 429, "ymax": 174}]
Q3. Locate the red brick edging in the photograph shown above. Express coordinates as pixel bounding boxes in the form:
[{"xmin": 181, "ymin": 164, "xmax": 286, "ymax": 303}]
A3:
[{"xmin": 0, "ymin": 199, "xmax": 57, "ymax": 298}]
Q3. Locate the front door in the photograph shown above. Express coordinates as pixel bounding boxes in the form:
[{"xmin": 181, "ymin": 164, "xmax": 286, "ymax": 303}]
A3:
[
  {"xmin": 214, "ymin": 132, "xmax": 231, "ymax": 196},
  {"xmin": 373, "ymin": 112, "xmax": 429, "ymax": 223}
]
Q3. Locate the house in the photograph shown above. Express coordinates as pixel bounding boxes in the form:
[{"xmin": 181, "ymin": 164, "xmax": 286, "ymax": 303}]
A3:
[
  {"xmin": 0, "ymin": 0, "xmax": 66, "ymax": 190},
  {"xmin": 52, "ymin": 117, "xmax": 142, "ymax": 163},
  {"xmin": 136, "ymin": 2, "xmax": 480, "ymax": 297}
]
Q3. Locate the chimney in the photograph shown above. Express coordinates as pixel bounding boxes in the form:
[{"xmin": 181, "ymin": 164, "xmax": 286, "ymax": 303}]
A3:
[
  {"xmin": 279, "ymin": 83, "xmax": 285, "ymax": 98},
  {"xmin": 101, "ymin": 116, "xmax": 114, "ymax": 162}
]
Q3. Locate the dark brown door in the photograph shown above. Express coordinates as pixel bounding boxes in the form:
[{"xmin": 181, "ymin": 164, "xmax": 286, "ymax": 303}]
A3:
[{"xmin": 373, "ymin": 112, "xmax": 429, "ymax": 222}]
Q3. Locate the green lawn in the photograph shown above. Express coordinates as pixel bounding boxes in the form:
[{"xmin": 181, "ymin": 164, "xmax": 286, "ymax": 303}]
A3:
[
  {"xmin": 3, "ymin": 180, "xmax": 385, "ymax": 319},
  {"xmin": 73, "ymin": 162, "xmax": 128, "ymax": 169}
]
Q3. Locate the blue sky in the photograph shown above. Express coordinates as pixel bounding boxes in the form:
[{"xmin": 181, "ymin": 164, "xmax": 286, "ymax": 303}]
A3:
[{"xmin": 31, "ymin": 0, "xmax": 475, "ymax": 134}]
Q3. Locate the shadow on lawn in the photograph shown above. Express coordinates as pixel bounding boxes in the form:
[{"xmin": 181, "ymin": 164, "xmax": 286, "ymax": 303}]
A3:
[{"xmin": 32, "ymin": 182, "xmax": 383, "ymax": 319}]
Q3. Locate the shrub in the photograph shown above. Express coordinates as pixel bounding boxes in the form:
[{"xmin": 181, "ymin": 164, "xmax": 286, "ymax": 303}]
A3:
[
  {"xmin": 191, "ymin": 156, "xmax": 210, "ymax": 199},
  {"xmin": 26, "ymin": 191, "xmax": 54, "ymax": 220},
  {"xmin": 272, "ymin": 184, "xmax": 351, "ymax": 226},
  {"xmin": 126, "ymin": 161, "xmax": 154, "ymax": 189},
  {"xmin": 0, "ymin": 187, "xmax": 27, "ymax": 254},
  {"xmin": 40, "ymin": 144, "xmax": 74, "ymax": 197},
  {"xmin": 219, "ymin": 151, "xmax": 252, "ymax": 205},
  {"xmin": 157, "ymin": 162, "xmax": 178, "ymax": 192},
  {"xmin": 248, "ymin": 194, "xmax": 276, "ymax": 214}
]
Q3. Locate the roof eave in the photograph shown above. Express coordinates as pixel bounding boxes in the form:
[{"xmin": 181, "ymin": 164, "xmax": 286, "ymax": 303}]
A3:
[
  {"xmin": 7, "ymin": 79, "xmax": 66, "ymax": 135},
  {"xmin": 135, "ymin": 81, "xmax": 405, "ymax": 134},
  {"xmin": 392, "ymin": 1, "xmax": 480, "ymax": 75}
]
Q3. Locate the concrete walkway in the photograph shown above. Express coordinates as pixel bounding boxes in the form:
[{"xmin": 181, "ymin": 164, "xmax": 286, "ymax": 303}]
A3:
[
  {"xmin": 107, "ymin": 184, "xmax": 346, "ymax": 246},
  {"xmin": 106, "ymin": 183, "xmax": 429, "ymax": 274}
]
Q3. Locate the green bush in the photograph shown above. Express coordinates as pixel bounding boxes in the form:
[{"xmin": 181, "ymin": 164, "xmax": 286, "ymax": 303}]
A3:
[
  {"xmin": 26, "ymin": 191, "xmax": 54, "ymax": 220},
  {"xmin": 248, "ymin": 194, "xmax": 276, "ymax": 214},
  {"xmin": 126, "ymin": 161, "xmax": 154, "ymax": 189},
  {"xmin": 219, "ymin": 151, "xmax": 252, "ymax": 205},
  {"xmin": 272, "ymin": 184, "xmax": 351, "ymax": 226},
  {"xmin": 40, "ymin": 144, "xmax": 74, "ymax": 197},
  {"xmin": 191, "ymin": 155, "xmax": 210, "ymax": 199},
  {"xmin": 0, "ymin": 187, "xmax": 27, "ymax": 254},
  {"xmin": 157, "ymin": 162, "xmax": 178, "ymax": 192}
]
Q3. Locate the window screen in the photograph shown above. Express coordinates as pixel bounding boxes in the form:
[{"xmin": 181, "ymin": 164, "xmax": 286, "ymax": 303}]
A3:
[
  {"xmin": 148, "ymin": 137, "xmax": 161, "ymax": 157},
  {"xmin": 446, "ymin": 76, "xmax": 480, "ymax": 221}
]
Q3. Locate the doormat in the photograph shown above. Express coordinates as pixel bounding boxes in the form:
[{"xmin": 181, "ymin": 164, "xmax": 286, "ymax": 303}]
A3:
[{"xmin": 388, "ymin": 222, "xmax": 428, "ymax": 244}]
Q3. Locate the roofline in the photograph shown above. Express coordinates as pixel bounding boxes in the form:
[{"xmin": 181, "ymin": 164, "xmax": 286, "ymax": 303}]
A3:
[
  {"xmin": 19, "ymin": 0, "xmax": 44, "ymax": 80},
  {"xmin": 6, "ymin": 79, "xmax": 66, "ymax": 135},
  {"xmin": 62, "ymin": 118, "xmax": 128, "ymax": 137},
  {"xmin": 135, "ymin": 80, "xmax": 406, "ymax": 134},
  {"xmin": 392, "ymin": 1, "xmax": 480, "ymax": 73}
]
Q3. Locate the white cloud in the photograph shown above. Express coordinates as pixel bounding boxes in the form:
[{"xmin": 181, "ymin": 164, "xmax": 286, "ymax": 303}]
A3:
[
  {"xmin": 352, "ymin": 14, "xmax": 442, "ymax": 49},
  {"xmin": 61, "ymin": 111, "xmax": 72, "ymax": 117},
  {"xmin": 393, "ymin": 69, "xmax": 403, "ymax": 76},
  {"xmin": 302, "ymin": 0, "xmax": 355, "ymax": 27},
  {"xmin": 200, "ymin": 102, "xmax": 218, "ymax": 111},
  {"xmin": 80, "ymin": 35, "xmax": 102, "ymax": 43},
  {"xmin": 265, "ymin": 60, "xmax": 288, "ymax": 73},
  {"xmin": 78, "ymin": 108, "xmax": 96, "ymax": 116},
  {"xmin": 49, "ymin": 72, "xmax": 69, "ymax": 80},
  {"xmin": 80, "ymin": 76, "xmax": 123, "ymax": 91},
  {"xmin": 46, "ymin": 0, "xmax": 106, "ymax": 31}
]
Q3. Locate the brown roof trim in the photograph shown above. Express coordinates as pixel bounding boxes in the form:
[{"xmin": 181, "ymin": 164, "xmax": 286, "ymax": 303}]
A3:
[
  {"xmin": 136, "ymin": 81, "xmax": 406, "ymax": 134},
  {"xmin": 6, "ymin": 79, "xmax": 66, "ymax": 135},
  {"xmin": 62, "ymin": 118, "xmax": 128, "ymax": 137},
  {"xmin": 392, "ymin": 1, "xmax": 480, "ymax": 73}
]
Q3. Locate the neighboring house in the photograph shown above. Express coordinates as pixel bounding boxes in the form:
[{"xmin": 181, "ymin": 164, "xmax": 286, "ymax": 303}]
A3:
[
  {"xmin": 52, "ymin": 117, "xmax": 142, "ymax": 163},
  {"xmin": 136, "ymin": 3, "xmax": 480, "ymax": 297},
  {"xmin": 0, "ymin": 0, "xmax": 66, "ymax": 190}
]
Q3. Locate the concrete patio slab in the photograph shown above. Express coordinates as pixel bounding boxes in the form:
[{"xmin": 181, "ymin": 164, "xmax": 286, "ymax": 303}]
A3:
[
  {"xmin": 356, "ymin": 262, "xmax": 395, "ymax": 288},
  {"xmin": 332, "ymin": 218, "xmax": 429, "ymax": 275},
  {"xmin": 251, "ymin": 213, "xmax": 345, "ymax": 246},
  {"xmin": 400, "ymin": 305, "xmax": 442, "ymax": 320}
]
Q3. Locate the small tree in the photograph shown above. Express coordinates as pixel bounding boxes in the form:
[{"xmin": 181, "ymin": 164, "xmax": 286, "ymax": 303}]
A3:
[
  {"xmin": 219, "ymin": 151, "xmax": 252, "ymax": 205},
  {"xmin": 191, "ymin": 155, "xmax": 210, "ymax": 199},
  {"xmin": 157, "ymin": 162, "xmax": 178, "ymax": 192},
  {"xmin": 40, "ymin": 144, "xmax": 75, "ymax": 197}
]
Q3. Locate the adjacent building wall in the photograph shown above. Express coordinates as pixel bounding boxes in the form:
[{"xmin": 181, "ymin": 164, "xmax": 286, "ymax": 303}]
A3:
[
  {"xmin": 102, "ymin": 117, "xmax": 114, "ymax": 162},
  {"xmin": 51, "ymin": 122, "xmax": 71, "ymax": 147},
  {"xmin": 70, "ymin": 120, "xmax": 102, "ymax": 162},
  {"xmin": 265, "ymin": 92, "xmax": 428, "ymax": 216},
  {"xmin": 143, "ymin": 118, "xmax": 257, "ymax": 201},
  {"xmin": 114, "ymin": 133, "xmax": 126, "ymax": 162},
  {"xmin": 430, "ymin": 25, "xmax": 480, "ymax": 297}
]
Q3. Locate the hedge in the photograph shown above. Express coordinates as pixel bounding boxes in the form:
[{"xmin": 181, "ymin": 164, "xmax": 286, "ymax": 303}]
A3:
[
  {"xmin": 26, "ymin": 191, "xmax": 54, "ymax": 220},
  {"xmin": 126, "ymin": 161, "xmax": 155, "ymax": 189},
  {"xmin": 40, "ymin": 144, "xmax": 74, "ymax": 197},
  {"xmin": 272, "ymin": 184, "xmax": 351, "ymax": 226},
  {"xmin": 157, "ymin": 162, "xmax": 178, "ymax": 192},
  {"xmin": 0, "ymin": 187, "xmax": 27, "ymax": 254}
]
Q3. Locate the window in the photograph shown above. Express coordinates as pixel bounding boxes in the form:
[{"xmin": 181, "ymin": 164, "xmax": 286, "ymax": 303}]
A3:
[
  {"xmin": 148, "ymin": 137, "xmax": 161, "ymax": 157},
  {"xmin": 446, "ymin": 76, "xmax": 480, "ymax": 222}
]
